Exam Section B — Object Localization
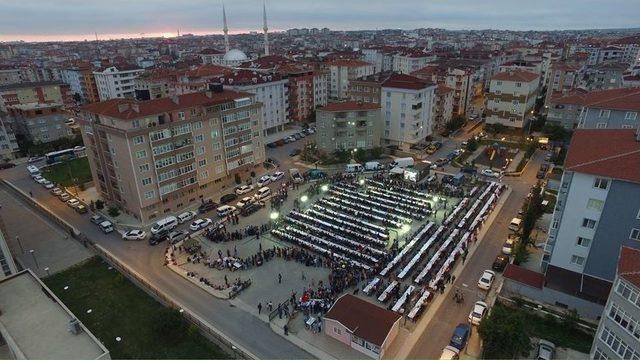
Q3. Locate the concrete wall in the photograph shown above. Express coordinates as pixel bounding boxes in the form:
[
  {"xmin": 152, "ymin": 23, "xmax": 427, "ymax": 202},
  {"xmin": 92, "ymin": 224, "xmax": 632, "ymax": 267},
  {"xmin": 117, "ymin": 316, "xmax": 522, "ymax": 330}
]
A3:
[{"xmin": 323, "ymin": 318, "xmax": 351, "ymax": 345}]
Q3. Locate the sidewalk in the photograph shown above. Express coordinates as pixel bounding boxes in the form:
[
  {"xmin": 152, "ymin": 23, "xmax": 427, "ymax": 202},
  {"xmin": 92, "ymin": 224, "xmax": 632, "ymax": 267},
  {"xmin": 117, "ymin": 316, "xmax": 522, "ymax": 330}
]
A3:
[{"xmin": 264, "ymin": 126, "xmax": 303, "ymax": 145}]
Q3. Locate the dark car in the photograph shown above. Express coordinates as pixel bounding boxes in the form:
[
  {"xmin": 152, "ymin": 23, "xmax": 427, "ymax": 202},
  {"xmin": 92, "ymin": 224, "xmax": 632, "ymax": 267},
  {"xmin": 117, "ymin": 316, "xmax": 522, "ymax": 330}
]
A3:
[
  {"xmin": 449, "ymin": 323, "xmax": 471, "ymax": 350},
  {"xmin": 240, "ymin": 202, "xmax": 263, "ymax": 216},
  {"xmin": 435, "ymin": 158, "xmax": 449, "ymax": 167},
  {"xmin": 461, "ymin": 166, "xmax": 477, "ymax": 174},
  {"xmin": 148, "ymin": 230, "xmax": 169, "ymax": 245},
  {"xmin": 540, "ymin": 163, "xmax": 550, "ymax": 172},
  {"xmin": 304, "ymin": 169, "xmax": 327, "ymax": 180},
  {"xmin": 220, "ymin": 193, "xmax": 238, "ymax": 204},
  {"xmin": 0, "ymin": 162, "xmax": 16, "ymax": 170},
  {"xmin": 289, "ymin": 148, "xmax": 301, "ymax": 157},
  {"xmin": 198, "ymin": 199, "xmax": 218, "ymax": 214},
  {"xmin": 266, "ymin": 142, "xmax": 278, "ymax": 148},
  {"xmin": 492, "ymin": 254, "xmax": 509, "ymax": 272},
  {"xmin": 441, "ymin": 174, "xmax": 454, "ymax": 184},
  {"xmin": 536, "ymin": 170, "xmax": 547, "ymax": 179}
]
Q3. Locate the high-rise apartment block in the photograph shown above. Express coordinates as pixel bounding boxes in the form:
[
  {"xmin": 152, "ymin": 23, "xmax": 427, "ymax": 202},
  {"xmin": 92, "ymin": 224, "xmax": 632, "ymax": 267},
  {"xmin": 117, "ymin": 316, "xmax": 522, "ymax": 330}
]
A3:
[{"xmin": 79, "ymin": 89, "xmax": 265, "ymax": 223}]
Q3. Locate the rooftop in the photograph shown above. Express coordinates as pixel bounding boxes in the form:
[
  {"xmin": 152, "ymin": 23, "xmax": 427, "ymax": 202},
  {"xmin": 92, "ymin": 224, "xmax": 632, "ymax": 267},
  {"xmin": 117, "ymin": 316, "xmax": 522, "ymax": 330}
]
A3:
[
  {"xmin": 8, "ymin": 102, "xmax": 63, "ymax": 110},
  {"xmin": 582, "ymin": 87, "xmax": 640, "ymax": 112},
  {"xmin": 81, "ymin": 90, "xmax": 252, "ymax": 120},
  {"xmin": 491, "ymin": 70, "xmax": 539, "ymax": 82},
  {"xmin": 326, "ymin": 59, "xmax": 372, "ymax": 67},
  {"xmin": 0, "ymin": 80, "xmax": 65, "ymax": 91},
  {"xmin": 320, "ymin": 101, "xmax": 380, "ymax": 112},
  {"xmin": 503, "ymin": 264, "xmax": 545, "ymax": 289},
  {"xmin": 565, "ymin": 129, "xmax": 640, "ymax": 184},
  {"xmin": 0, "ymin": 270, "xmax": 109, "ymax": 360},
  {"xmin": 324, "ymin": 294, "xmax": 400, "ymax": 347},
  {"xmin": 618, "ymin": 246, "xmax": 640, "ymax": 289},
  {"xmin": 382, "ymin": 73, "xmax": 433, "ymax": 90}
]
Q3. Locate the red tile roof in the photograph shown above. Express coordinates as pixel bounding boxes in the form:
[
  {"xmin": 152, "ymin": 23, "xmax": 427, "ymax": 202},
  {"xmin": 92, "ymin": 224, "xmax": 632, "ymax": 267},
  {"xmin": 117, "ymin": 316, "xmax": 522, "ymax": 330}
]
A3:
[
  {"xmin": 565, "ymin": 129, "xmax": 640, "ymax": 184},
  {"xmin": 320, "ymin": 101, "xmax": 380, "ymax": 112},
  {"xmin": 618, "ymin": 246, "xmax": 640, "ymax": 289},
  {"xmin": 382, "ymin": 73, "xmax": 432, "ymax": 90},
  {"xmin": 326, "ymin": 59, "xmax": 372, "ymax": 67},
  {"xmin": 436, "ymin": 84, "xmax": 454, "ymax": 95},
  {"xmin": 81, "ymin": 90, "xmax": 252, "ymax": 120},
  {"xmin": 181, "ymin": 64, "xmax": 231, "ymax": 78},
  {"xmin": 491, "ymin": 70, "xmax": 539, "ymax": 82},
  {"xmin": 324, "ymin": 294, "xmax": 400, "ymax": 346},
  {"xmin": 581, "ymin": 87, "xmax": 640, "ymax": 112},
  {"xmin": 199, "ymin": 48, "xmax": 224, "ymax": 55},
  {"xmin": 504, "ymin": 264, "xmax": 545, "ymax": 289}
]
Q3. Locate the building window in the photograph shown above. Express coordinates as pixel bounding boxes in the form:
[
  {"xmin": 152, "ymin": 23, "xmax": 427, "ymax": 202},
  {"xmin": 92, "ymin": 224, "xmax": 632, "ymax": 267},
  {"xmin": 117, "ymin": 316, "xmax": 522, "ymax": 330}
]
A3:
[
  {"xmin": 195, "ymin": 134, "xmax": 204, "ymax": 142},
  {"xmin": 214, "ymin": 154, "xmax": 222, "ymax": 161},
  {"xmin": 570, "ymin": 255, "xmax": 585, "ymax": 266},
  {"xmin": 196, "ymin": 146, "xmax": 205, "ymax": 155},
  {"xmin": 599, "ymin": 326, "xmax": 640, "ymax": 360},
  {"xmin": 200, "ymin": 171, "xmax": 209, "ymax": 179},
  {"xmin": 139, "ymin": 164, "xmax": 150, "ymax": 172},
  {"xmin": 587, "ymin": 199, "xmax": 604, "ymax": 211},
  {"xmin": 596, "ymin": 123, "xmax": 608, "ymax": 129},
  {"xmin": 615, "ymin": 279, "xmax": 640, "ymax": 309},
  {"xmin": 599, "ymin": 109, "xmax": 611, "ymax": 118},
  {"xmin": 133, "ymin": 136, "xmax": 144, "ymax": 145},
  {"xmin": 193, "ymin": 121, "xmax": 203, "ymax": 129},
  {"xmin": 576, "ymin": 237, "xmax": 591, "ymax": 248},
  {"xmin": 624, "ymin": 111, "xmax": 637, "ymax": 120},
  {"xmin": 198, "ymin": 159, "xmax": 207, "ymax": 167},
  {"xmin": 177, "ymin": 111, "xmax": 185, "ymax": 120},
  {"xmin": 630, "ymin": 228, "xmax": 640, "ymax": 241},
  {"xmin": 592, "ymin": 346, "xmax": 609, "ymax": 360},
  {"xmin": 594, "ymin": 178, "xmax": 609, "ymax": 189},
  {"xmin": 582, "ymin": 218, "xmax": 597, "ymax": 229},
  {"xmin": 142, "ymin": 177, "xmax": 152, "ymax": 186},
  {"xmin": 607, "ymin": 302, "xmax": 640, "ymax": 340},
  {"xmin": 136, "ymin": 150, "xmax": 147, "ymax": 159}
]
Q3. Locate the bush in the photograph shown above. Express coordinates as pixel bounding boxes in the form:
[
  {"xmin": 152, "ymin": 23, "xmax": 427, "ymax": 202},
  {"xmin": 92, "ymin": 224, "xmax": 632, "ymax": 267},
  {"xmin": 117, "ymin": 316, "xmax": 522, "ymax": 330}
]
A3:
[
  {"xmin": 95, "ymin": 200, "xmax": 104, "ymax": 210},
  {"xmin": 445, "ymin": 115, "xmax": 466, "ymax": 132},
  {"xmin": 466, "ymin": 138, "xmax": 479, "ymax": 152},
  {"xmin": 478, "ymin": 303, "xmax": 531, "ymax": 359},
  {"xmin": 107, "ymin": 205, "xmax": 120, "ymax": 217}
]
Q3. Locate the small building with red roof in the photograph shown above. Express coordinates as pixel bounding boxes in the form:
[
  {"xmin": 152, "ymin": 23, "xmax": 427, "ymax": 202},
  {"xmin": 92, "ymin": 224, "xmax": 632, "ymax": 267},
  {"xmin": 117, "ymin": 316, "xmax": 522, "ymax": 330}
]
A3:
[{"xmin": 486, "ymin": 70, "xmax": 539, "ymax": 129}]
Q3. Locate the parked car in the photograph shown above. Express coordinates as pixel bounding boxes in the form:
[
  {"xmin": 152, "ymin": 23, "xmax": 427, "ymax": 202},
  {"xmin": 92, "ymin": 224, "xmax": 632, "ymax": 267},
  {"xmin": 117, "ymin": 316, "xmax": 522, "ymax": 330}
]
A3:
[
  {"xmin": 435, "ymin": 158, "xmax": 449, "ymax": 167},
  {"xmin": 477, "ymin": 270, "xmax": 496, "ymax": 290},
  {"xmin": 236, "ymin": 196, "xmax": 255, "ymax": 209},
  {"xmin": 42, "ymin": 180, "xmax": 54, "ymax": 189},
  {"xmin": 0, "ymin": 162, "xmax": 16, "ymax": 170},
  {"xmin": 297, "ymin": 132, "xmax": 306, "ymax": 138},
  {"xmin": 235, "ymin": 184, "xmax": 254, "ymax": 195},
  {"xmin": 266, "ymin": 142, "xmax": 278, "ymax": 149},
  {"xmin": 426, "ymin": 174, "xmax": 437, "ymax": 183},
  {"xmin": 34, "ymin": 176, "xmax": 47, "ymax": 184},
  {"xmin": 502, "ymin": 238, "xmax": 515, "ymax": 255},
  {"xmin": 148, "ymin": 230, "xmax": 169, "ymax": 245},
  {"xmin": 74, "ymin": 204, "xmax": 88, "ymax": 214},
  {"xmin": 289, "ymin": 149, "xmax": 301, "ymax": 157},
  {"xmin": 240, "ymin": 202, "xmax": 263, "ymax": 217},
  {"xmin": 99, "ymin": 220, "xmax": 114, "ymax": 234},
  {"xmin": 167, "ymin": 230, "xmax": 189, "ymax": 244},
  {"xmin": 220, "ymin": 193, "xmax": 238, "ymax": 204},
  {"xmin": 271, "ymin": 171, "xmax": 285, "ymax": 182},
  {"xmin": 536, "ymin": 170, "xmax": 547, "ymax": 179},
  {"xmin": 257, "ymin": 175, "xmax": 272, "ymax": 187},
  {"xmin": 190, "ymin": 218, "xmax": 212, "ymax": 231},
  {"xmin": 28, "ymin": 156, "xmax": 44, "ymax": 163},
  {"xmin": 492, "ymin": 255, "xmax": 509, "ymax": 272},
  {"xmin": 59, "ymin": 193, "xmax": 71, "ymax": 201},
  {"xmin": 293, "ymin": 133, "xmax": 302, "ymax": 140},
  {"xmin": 439, "ymin": 346, "xmax": 460, "ymax": 360},
  {"xmin": 304, "ymin": 169, "xmax": 326, "ymax": 180},
  {"xmin": 481, "ymin": 169, "xmax": 501, "ymax": 178},
  {"xmin": 449, "ymin": 323, "xmax": 471, "ymax": 350},
  {"xmin": 51, "ymin": 187, "xmax": 63, "ymax": 196},
  {"xmin": 216, "ymin": 205, "xmax": 236, "ymax": 218},
  {"xmin": 122, "ymin": 229, "xmax": 147, "ymax": 240},
  {"xmin": 540, "ymin": 163, "xmax": 550, "ymax": 172},
  {"xmin": 537, "ymin": 339, "xmax": 556, "ymax": 360},
  {"xmin": 66, "ymin": 198, "xmax": 80, "ymax": 208},
  {"xmin": 198, "ymin": 199, "xmax": 218, "ymax": 214},
  {"xmin": 284, "ymin": 136, "xmax": 296, "ymax": 143},
  {"xmin": 177, "ymin": 211, "xmax": 197, "ymax": 224},
  {"xmin": 468, "ymin": 301, "xmax": 488, "ymax": 326},
  {"xmin": 90, "ymin": 214, "xmax": 104, "ymax": 224}
]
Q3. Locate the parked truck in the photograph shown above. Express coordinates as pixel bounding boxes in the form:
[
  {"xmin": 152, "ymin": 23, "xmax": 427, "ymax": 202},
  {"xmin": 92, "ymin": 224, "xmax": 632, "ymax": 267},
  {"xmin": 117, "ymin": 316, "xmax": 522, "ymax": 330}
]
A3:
[
  {"xmin": 289, "ymin": 168, "xmax": 304, "ymax": 184},
  {"xmin": 390, "ymin": 157, "xmax": 415, "ymax": 169}
]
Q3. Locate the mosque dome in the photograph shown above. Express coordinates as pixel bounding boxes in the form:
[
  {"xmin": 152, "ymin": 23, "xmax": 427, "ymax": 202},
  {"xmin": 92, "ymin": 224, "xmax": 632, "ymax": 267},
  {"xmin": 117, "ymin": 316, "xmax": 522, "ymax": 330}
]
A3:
[{"xmin": 223, "ymin": 49, "xmax": 248, "ymax": 62}]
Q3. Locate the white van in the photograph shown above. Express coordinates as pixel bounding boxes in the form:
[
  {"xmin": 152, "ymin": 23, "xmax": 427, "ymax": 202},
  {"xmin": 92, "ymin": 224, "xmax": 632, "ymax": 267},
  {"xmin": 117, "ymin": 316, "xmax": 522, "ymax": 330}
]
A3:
[
  {"xmin": 217, "ymin": 205, "xmax": 236, "ymax": 217},
  {"xmin": 177, "ymin": 211, "xmax": 196, "ymax": 224},
  {"xmin": 99, "ymin": 220, "xmax": 114, "ymax": 234},
  {"xmin": 391, "ymin": 157, "xmax": 415, "ymax": 169},
  {"xmin": 346, "ymin": 163, "xmax": 364, "ymax": 173},
  {"xmin": 151, "ymin": 216, "xmax": 178, "ymax": 234},
  {"xmin": 254, "ymin": 187, "xmax": 272, "ymax": 201},
  {"xmin": 27, "ymin": 165, "xmax": 40, "ymax": 177},
  {"xmin": 508, "ymin": 217, "xmax": 522, "ymax": 232},
  {"xmin": 365, "ymin": 161, "xmax": 381, "ymax": 171}
]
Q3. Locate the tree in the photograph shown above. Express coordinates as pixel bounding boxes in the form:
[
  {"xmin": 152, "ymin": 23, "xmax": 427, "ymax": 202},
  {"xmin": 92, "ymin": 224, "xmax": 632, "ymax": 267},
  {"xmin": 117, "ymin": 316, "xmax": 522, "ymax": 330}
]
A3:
[
  {"xmin": 445, "ymin": 115, "xmax": 466, "ymax": 132},
  {"xmin": 542, "ymin": 124, "xmax": 569, "ymax": 141},
  {"xmin": 95, "ymin": 199, "xmax": 104, "ymax": 210},
  {"xmin": 478, "ymin": 304, "xmax": 532, "ymax": 359},
  {"xmin": 72, "ymin": 93, "xmax": 82, "ymax": 103},
  {"xmin": 466, "ymin": 138, "xmax": 479, "ymax": 152},
  {"xmin": 107, "ymin": 205, "xmax": 120, "ymax": 217}
]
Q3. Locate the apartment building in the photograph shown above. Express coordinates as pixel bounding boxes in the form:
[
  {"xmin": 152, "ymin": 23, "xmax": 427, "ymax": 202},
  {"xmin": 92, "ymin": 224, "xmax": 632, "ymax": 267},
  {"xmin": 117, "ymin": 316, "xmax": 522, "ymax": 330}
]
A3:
[
  {"xmin": 0, "ymin": 114, "xmax": 19, "ymax": 160},
  {"xmin": 0, "ymin": 81, "xmax": 72, "ymax": 111},
  {"xmin": 315, "ymin": 101, "xmax": 381, "ymax": 153},
  {"xmin": 392, "ymin": 50, "xmax": 436, "ymax": 74},
  {"xmin": 590, "ymin": 247, "xmax": 640, "ymax": 360},
  {"xmin": 278, "ymin": 63, "xmax": 315, "ymax": 122},
  {"xmin": 0, "ymin": 66, "xmax": 22, "ymax": 86},
  {"xmin": 133, "ymin": 69, "xmax": 178, "ymax": 100},
  {"xmin": 381, "ymin": 74, "xmax": 435, "ymax": 151},
  {"xmin": 313, "ymin": 70, "xmax": 329, "ymax": 109},
  {"xmin": 445, "ymin": 68, "xmax": 474, "ymax": 117},
  {"xmin": 485, "ymin": 70, "xmax": 539, "ymax": 129},
  {"xmin": 6, "ymin": 103, "xmax": 74, "ymax": 144},
  {"xmin": 218, "ymin": 70, "xmax": 288, "ymax": 135},
  {"xmin": 199, "ymin": 48, "xmax": 225, "ymax": 65},
  {"xmin": 546, "ymin": 90, "xmax": 588, "ymax": 129},
  {"xmin": 0, "ymin": 225, "xmax": 18, "ymax": 280},
  {"xmin": 433, "ymin": 85, "xmax": 454, "ymax": 131},
  {"xmin": 577, "ymin": 88, "xmax": 640, "ymax": 129},
  {"xmin": 581, "ymin": 62, "xmax": 627, "ymax": 91},
  {"xmin": 544, "ymin": 61, "xmax": 581, "ymax": 108},
  {"xmin": 347, "ymin": 72, "xmax": 395, "ymax": 104},
  {"xmin": 79, "ymin": 89, "xmax": 265, "ymax": 224},
  {"xmin": 327, "ymin": 59, "xmax": 375, "ymax": 100},
  {"xmin": 611, "ymin": 36, "xmax": 640, "ymax": 65},
  {"xmin": 542, "ymin": 129, "xmax": 640, "ymax": 308},
  {"xmin": 60, "ymin": 62, "xmax": 100, "ymax": 103},
  {"xmin": 94, "ymin": 64, "xmax": 145, "ymax": 101}
]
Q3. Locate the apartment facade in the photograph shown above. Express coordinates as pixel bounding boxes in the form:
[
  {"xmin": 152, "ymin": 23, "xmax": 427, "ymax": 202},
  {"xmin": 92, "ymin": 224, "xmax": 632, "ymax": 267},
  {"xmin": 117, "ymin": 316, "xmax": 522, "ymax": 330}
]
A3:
[
  {"xmin": 0, "ymin": 81, "xmax": 72, "ymax": 111},
  {"xmin": 392, "ymin": 52, "xmax": 435, "ymax": 75},
  {"xmin": 60, "ymin": 63, "xmax": 100, "ymax": 103},
  {"xmin": 7, "ymin": 103, "xmax": 74, "ymax": 144},
  {"xmin": 347, "ymin": 72, "xmax": 396, "ymax": 104},
  {"xmin": 590, "ymin": 247, "xmax": 640, "ymax": 360},
  {"xmin": 219, "ymin": 70, "xmax": 288, "ymax": 135},
  {"xmin": 327, "ymin": 60, "xmax": 375, "ymax": 100},
  {"xmin": 313, "ymin": 70, "xmax": 329, "ymax": 110},
  {"xmin": 0, "ymin": 226, "xmax": 18, "ymax": 280},
  {"xmin": 577, "ymin": 88, "xmax": 640, "ymax": 130},
  {"xmin": 433, "ymin": 85, "xmax": 454, "ymax": 131},
  {"xmin": 485, "ymin": 70, "xmax": 539, "ymax": 129},
  {"xmin": 0, "ymin": 67, "xmax": 23, "ymax": 86},
  {"xmin": 94, "ymin": 65, "xmax": 145, "ymax": 101},
  {"xmin": 544, "ymin": 61, "xmax": 581, "ymax": 107},
  {"xmin": 0, "ymin": 115, "xmax": 19, "ymax": 160},
  {"xmin": 79, "ymin": 90, "xmax": 265, "ymax": 224},
  {"xmin": 278, "ymin": 64, "xmax": 315, "ymax": 122},
  {"xmin": 542, "ymin": 129, "xmax": 640, "ymax": 306},
  {"xmin": 381, "ymin": 74, "xmax": 435, "ymax": 151},
  {"xmin": 316, "ymin": 101, "xmax": 381, "ymax": 153}
]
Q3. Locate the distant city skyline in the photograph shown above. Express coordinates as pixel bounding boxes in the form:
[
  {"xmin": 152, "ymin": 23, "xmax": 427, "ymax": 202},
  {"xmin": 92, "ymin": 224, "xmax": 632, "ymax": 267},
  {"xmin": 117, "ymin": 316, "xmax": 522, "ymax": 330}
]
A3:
[{"xmin": 1, "ymin": 0, "xmax": 639, "ymax": 42}]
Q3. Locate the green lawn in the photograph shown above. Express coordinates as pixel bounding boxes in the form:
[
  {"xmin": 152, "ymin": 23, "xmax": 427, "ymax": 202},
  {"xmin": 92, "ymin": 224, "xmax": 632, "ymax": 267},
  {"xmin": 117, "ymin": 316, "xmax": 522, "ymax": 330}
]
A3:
[
  {"xmin": 42, "ymin": 157, "xmax": 93, "ymax": 187},
  {"xmin": 44, "ymin": 257, "xmax": 228, "ymax": 359}
]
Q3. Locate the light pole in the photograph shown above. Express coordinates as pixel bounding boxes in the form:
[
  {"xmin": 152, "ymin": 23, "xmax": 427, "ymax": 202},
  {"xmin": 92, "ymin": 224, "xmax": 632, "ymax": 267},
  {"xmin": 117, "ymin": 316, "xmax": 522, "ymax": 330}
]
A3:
[
  {"xmin": 44, "ymin": 267, "xmax": 50, "ymax": 276},
  {"xmin": 29, "ymin": 249, "xmax": 40, "ymax": 269},
  {"xmin": 15, "ymin": 236, "xmax": 24, "ymax": 254}
]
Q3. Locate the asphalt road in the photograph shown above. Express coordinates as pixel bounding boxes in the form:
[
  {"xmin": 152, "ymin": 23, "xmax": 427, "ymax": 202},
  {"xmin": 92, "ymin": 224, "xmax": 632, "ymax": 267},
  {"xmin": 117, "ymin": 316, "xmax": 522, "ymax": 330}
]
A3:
[
  {"xmin": 406, "ymin": 150, "xmax": 543, "ymax": 359},
  {"xmin": 0, "ymin": 166, "xmax": 314, "ymax": 360}
]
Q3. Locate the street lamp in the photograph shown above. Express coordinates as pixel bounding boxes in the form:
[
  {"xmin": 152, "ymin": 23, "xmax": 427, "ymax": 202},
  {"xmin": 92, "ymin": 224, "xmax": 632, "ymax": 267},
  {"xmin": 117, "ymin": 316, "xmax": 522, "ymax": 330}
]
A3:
[
  {"xmin": 270, "ymin": 211, "xmax": 280, "ymax": 221},
  {"xmin": 29, "ymin": 249, "xmax": 40, "ymax": 269},
  {"xmin": 359, "ymin": 179, "xmax": 365, "ymax": 185},
  {"xmin": 321, "ymin": 185, "xmax": 329, "ymax": 192},
  {"xmin": 400, "ymin": 223, "xmax": 411, "ymax": 235},
  {"xmin": 300, "ymin": 195, "xmax": 308, "ymax": 203}
]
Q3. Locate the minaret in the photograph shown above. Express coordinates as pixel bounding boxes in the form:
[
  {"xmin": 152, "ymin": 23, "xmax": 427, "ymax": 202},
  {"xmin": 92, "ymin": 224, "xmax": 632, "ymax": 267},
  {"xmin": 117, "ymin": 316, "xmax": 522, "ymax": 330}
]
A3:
[
  {"xmin": 262, "ymin": 0, "xmax": 269, "ymax": 56},
  {"xmin": 223, "ymin": 2, "xmax": 230, "ymax": 53}
]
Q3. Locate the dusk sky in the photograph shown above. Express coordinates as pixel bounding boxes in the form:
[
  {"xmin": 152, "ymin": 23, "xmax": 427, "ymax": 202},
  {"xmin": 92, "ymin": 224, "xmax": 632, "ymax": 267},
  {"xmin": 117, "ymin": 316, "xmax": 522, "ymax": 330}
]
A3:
[{"xmin": 1, "ymin": 0, "xmax": 639, "ymax": 42}]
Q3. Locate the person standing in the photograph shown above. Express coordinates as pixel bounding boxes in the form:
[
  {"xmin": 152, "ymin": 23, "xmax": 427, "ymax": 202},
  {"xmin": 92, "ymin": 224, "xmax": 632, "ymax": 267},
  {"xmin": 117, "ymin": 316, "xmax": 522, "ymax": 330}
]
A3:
[
  {"xmin": 258, "ymin": 302, "xmax": 262, "ymax": 314},
  {"xmin": 278, "ymin": 273, "xmax": 282, "ymax": 284},
  {"xmin": 284, "ymin": 324, "xmax": 289, "ymax": 336}
]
